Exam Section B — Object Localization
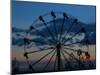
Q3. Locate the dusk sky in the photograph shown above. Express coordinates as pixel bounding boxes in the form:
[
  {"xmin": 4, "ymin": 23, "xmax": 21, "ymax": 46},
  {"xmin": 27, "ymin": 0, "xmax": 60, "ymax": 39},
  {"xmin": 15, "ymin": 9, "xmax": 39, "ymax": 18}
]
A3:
[
  {"xmin": 12, "ymin": 1, "xmax": 96, "ymax": 61},
  {"xmin": 12, "ymin": 1, "xmax": 96, "ymax": 29}
]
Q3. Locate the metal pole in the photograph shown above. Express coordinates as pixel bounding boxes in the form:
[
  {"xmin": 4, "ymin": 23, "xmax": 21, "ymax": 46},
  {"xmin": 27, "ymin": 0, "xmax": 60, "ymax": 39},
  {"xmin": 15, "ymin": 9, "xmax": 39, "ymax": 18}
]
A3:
[{"xmin": 56, "ymin": 43, "xmax": 61, "ymax": 71}]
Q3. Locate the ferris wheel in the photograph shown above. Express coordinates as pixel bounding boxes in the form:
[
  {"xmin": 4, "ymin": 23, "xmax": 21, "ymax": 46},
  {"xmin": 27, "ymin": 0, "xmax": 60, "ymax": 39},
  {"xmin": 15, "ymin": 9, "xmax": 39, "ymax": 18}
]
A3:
[{"xmin": 15, "ymin": 11, "xmax": 93, "ymax": 73}]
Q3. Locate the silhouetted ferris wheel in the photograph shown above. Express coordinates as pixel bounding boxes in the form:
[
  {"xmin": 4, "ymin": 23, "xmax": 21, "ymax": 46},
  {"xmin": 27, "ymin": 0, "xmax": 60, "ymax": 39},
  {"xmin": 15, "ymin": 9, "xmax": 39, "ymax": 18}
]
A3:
[{"xmin": 16, "ymin": 11, "xmax": 93, "ymax": 73}]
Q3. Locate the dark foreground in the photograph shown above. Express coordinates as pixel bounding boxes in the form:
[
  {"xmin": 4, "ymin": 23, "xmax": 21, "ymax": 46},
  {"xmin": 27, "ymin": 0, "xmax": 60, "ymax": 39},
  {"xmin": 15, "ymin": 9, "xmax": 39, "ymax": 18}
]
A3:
[{"xmin": 11, "ymin": 60, "xmax": 96, "ymax": 75}]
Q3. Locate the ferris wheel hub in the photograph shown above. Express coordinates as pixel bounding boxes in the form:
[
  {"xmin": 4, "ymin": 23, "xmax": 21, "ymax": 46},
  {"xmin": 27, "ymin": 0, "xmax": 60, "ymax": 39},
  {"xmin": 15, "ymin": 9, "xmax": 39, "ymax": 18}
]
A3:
[{"xmin": 56, "ymin": 43, "xmax": 61, "ymax": 50}]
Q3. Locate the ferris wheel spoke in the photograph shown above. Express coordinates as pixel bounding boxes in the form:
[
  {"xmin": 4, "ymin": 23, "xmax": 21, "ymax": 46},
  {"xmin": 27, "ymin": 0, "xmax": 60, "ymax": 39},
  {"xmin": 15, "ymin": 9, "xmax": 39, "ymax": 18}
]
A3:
[
  {"xmin": 31, "ymin": 39, "xmax": 53, "ymax": 46},
  {"xmin": 39, "ymin": 16, "xmax": 57, "ymax": 43},
  {"xmin": 63, "ymin": 49, "xmax": 79, "ymax": 62},
  {"xmin": 63, "ymin": 38, "xmax": 89, "ymax": 48},
  {"xmin": 61, "ymin": 51, "xmax": 68, "ymax": 61},
  {"xmin": 63, "ymin": 47, "xmax": 86, "ymax": 53},
  {"xmin": 61, "ymin": 51, "xmax": 71, "ymax": 69},
  {"xmin": 63, "ymin": 49, "xmax": 85, "ymax": 69},
  {"xmin": 26, "ymin": 47, "xmax": 55, "ymax": 54},
  {"xmin": 42, "ymin": 50, "xmax": 56, "ymax": 71},
  {"xmin": 29, "ymin": 26, "xmax": 55, "ymax": 45},
  {"xmin": 26, "ymin": 42, "xmax": 53, "ymax": 49},
  {"xmin": 52, "ymin": 18, "xmax": 58, "ymax": 39},
  {"xmin": 59, "ymin": 18, "xmax": 65, "ymax": 41},
  {"xmin": 61, "ymin": 19, "xmax": 77, "ymax": 43},
  {"xmin": 32, "ymin": 49, "xmax": 55, "ymax": 66},
  {"xmin": 60, "ymin": 50, "xmax": 65, "ymax": 68},
  {"xmin": 63, "ymin": 27, "xmax": 85, "ymax": 44},
  {"xmin": 59, "ymin": 13, "xmax": 68, "ymax": 42},
  {"xmin": 51, "ymin": 11, "xmax": 58, "ymax": 40},
  {"xmin": 63, "ymin": 41, "xmax": 83, "ymax": 46},
  {"xmin": 60, "ymin": 52, "xmax": 66, "ymax": 68},
  {"xmin": 31, "ymin": 40, "xmax": 48, "ymax": 45},
  {"xmin": 53, "ymin": 52, "xmax": 57, "ymax": 71}
]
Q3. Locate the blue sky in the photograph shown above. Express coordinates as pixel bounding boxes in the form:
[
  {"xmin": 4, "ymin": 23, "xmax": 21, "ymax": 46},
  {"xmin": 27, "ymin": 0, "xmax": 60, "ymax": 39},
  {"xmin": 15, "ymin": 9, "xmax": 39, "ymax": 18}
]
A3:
[{"xmin": 12, "ymin": 1, "xmax": 96, "ymax": 29}]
